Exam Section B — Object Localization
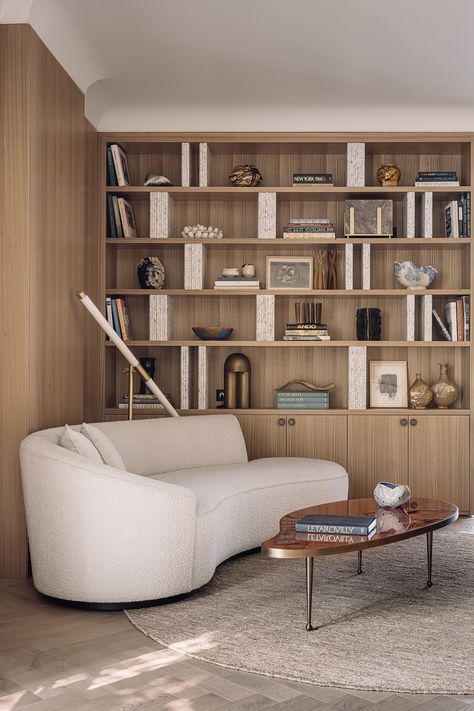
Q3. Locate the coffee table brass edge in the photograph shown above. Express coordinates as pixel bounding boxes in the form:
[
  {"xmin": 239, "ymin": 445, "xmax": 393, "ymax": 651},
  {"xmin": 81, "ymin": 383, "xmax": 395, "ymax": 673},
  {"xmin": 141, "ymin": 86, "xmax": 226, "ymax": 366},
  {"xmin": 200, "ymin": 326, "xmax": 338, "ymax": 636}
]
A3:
[{"xmin": 262, "ymin": 499, "xmax": 459, "ymax": 632}]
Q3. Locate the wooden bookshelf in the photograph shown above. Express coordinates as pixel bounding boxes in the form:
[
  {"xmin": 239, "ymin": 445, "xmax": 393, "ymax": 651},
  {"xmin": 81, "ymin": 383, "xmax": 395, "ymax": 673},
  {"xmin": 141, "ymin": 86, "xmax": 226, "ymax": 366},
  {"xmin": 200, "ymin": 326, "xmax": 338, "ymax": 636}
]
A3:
[{"xmin": 97, "ymin": 132, "xmax": 473, "ymax": 514}]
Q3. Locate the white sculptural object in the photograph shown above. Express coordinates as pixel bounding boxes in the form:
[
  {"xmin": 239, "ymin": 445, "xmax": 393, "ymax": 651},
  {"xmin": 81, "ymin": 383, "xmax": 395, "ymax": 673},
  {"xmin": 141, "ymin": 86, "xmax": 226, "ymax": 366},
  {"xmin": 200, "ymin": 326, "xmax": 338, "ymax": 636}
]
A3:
[
  {"xmin": 393, "ymin": 260, "xmax": 438, "ymax": 289},
  {"xmin": 374, "ymin": 481, "xmax": 411, "ymax": 508}
]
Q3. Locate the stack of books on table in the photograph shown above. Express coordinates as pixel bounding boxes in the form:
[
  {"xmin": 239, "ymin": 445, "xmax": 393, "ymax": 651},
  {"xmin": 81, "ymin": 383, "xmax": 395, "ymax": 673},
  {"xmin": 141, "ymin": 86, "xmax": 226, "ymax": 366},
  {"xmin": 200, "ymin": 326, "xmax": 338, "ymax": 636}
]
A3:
[
  {"xmin": 282, "ymin": 218, "xmax": 336, "ymax": 239},
  {"xmin": 437, "ymin": 296, "xmax": 470, "ymax": 341},
  {"xmin": 292, "ymin": 173, "xmax": 333, "ymax": 187},
  {"xmin": 444, "ymin": 193, "xmax": 471, "ymax": 237},
  {"xmin": 294, "ymin": 513, "xmax": 377, "ymax": 543},
  {"xmin": 119, "ymin": 393, "xmax": 172, "ymax": 410},
  {"xmin": 275, "ymin": 389, "xmax": 331, "ymax": 410},
  {"xmin": 414, "ymin": 171, "xmax": 459, "ymax": 187},
  {"xmin": 283, "ymin": 323, "xmax": 330, "ymax": 341},
  {"xmin": 214, "ymin": 276, "xmax": 261, "ymax": 290},
  {"xmin": 106, "ymin": 296, "xmax": 132, "ymax": 340}
]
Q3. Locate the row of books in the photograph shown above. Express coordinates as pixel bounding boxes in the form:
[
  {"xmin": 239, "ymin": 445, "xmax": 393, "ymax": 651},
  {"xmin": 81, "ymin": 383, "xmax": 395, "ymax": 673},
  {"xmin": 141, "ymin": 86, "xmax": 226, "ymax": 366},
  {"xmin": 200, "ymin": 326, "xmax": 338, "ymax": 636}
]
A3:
[
  {"xmin": 283, "ymin": 322, "xmax": 331, "ymax": 341},
  {"xmin": 295, "ymin": 513, "xmax": 376, "ymax": 539},
  {"xmin": 432, "ymin": 297, "xmax": 470, "ymax": 341},
  {"xmin": 275, "ymin": 389, "xmax": 331, "ymax": 410},
  {"xmin": 292, "ymin": 173, "xmax": 333, "ymax": 187},
  {"xmin": 106, "ymin": 297, "xmax": 132, "ymax": 340},
  {"xmin": 107, "ymin": 195, "xmax": 137, "ymax": 238},
  {"xmin": 118, "ymin": 394, "xmax": 166, "ymax": 410},
  {"xmin": 282, "ymin": 217, "xmax": 336, "ymax": 240},
  {"xmin": 415, "ymin": 171, "xmax": 459, "ymax": 187},
  {"xmin": 444, "ymin": 193, "xmax": 470, "ymax": 238},
  {"xmin": 214, "ymin": 275, "xmax": 261, "ymax": 290},
  {"xmin": 107, "ymin": 144, "xmax": 131, "ymax": 186}
]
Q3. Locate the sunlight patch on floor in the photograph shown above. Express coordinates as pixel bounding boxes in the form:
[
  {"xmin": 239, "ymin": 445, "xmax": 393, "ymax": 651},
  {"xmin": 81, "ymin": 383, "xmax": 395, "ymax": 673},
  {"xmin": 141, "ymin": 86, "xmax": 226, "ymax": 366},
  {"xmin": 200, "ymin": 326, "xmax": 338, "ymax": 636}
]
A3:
[
  {"xmin": 88, "ymin": 648, "xmax": 186, "ymax": 689},
  {"xmin": 169, "ymin": 633, "xmax": 218, "ymax": 654}
]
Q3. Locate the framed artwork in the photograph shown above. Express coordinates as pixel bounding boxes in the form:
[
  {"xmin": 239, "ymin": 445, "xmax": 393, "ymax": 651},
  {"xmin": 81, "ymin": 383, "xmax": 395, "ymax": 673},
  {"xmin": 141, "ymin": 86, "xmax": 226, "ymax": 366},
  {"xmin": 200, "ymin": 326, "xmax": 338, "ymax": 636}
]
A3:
[
  {"xmin": 370, "ymin": 361, "xmax": 408, "ymax": 408},
  {"xmin": 266, "ymin": 256, "xmax": 313, "ymax": 290}
]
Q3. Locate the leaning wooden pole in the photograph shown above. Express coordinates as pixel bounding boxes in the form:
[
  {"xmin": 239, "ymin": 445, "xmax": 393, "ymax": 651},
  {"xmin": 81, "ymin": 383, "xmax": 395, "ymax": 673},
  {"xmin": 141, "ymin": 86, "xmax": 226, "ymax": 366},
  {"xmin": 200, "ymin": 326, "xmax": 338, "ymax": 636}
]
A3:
[{"xmin": 78, "ymin": 292, "xmax": 179, "ymax": 418}]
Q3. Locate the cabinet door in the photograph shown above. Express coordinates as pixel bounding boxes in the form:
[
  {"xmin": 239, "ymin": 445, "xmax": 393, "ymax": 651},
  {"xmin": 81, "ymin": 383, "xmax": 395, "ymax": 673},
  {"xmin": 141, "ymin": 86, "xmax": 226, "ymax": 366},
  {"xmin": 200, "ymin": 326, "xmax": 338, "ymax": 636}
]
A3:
[
  {"xmin": 286, "ymin": 415, "xmax": 347, "ymax": 469},
  {"xmin": 409, "ymin": 416, "xmax": 470, "ymax": 512},
  {"xmin": 348, "ymin": 415, "xmax": 409, "ymax": 499},
  {"xmin": 234, "ymin": 414, "xmax": 287, "ymax": 460}
]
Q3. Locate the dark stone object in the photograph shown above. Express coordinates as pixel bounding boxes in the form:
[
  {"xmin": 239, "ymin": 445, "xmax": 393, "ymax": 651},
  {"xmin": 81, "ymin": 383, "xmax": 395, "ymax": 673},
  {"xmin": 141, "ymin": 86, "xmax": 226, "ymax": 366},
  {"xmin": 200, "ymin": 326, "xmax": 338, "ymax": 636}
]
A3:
[
  {"xmin": 357, "ymin": 308, "xmax": 382, "ymax": 340},
  {"xmin": 137, "ymin": 256, "xmax": 165, "ymax": 289},
  {"xmin": 229, "ymin": 164, "xmax": 262, "ymax": 187},
  {"xmin": 139, "ymin": 357, "xmax": 155, "ymax": 395}
]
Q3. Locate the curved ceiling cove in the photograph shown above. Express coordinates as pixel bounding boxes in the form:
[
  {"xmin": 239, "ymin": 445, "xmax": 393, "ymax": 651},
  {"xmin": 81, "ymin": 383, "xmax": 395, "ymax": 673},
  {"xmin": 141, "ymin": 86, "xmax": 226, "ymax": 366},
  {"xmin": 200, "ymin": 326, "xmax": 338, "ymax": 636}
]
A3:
[{"xmin": 4, "ymin": 0, "xmax": 474, "ymax": 130}]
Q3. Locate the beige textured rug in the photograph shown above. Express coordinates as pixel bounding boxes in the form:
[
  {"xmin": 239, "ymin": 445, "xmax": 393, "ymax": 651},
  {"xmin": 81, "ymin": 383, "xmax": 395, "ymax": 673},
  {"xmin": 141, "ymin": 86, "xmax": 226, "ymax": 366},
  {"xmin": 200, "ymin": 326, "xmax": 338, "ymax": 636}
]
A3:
[{"xmin": 126, "ymin": 531, "xmax": 474, "ymax": 694}]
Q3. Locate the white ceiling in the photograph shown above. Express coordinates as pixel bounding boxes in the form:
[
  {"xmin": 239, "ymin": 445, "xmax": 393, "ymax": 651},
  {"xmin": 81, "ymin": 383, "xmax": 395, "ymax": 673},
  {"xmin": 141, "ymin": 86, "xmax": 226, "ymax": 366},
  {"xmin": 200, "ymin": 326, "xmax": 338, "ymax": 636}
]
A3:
[{"xmin": 2, "ymin": 0, "xmax": 474, "ymax": 131}]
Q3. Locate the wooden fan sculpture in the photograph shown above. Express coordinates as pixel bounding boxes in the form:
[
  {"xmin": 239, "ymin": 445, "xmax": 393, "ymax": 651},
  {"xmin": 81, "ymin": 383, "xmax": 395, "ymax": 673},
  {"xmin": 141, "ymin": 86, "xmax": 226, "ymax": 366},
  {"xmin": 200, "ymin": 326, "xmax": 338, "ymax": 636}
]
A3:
[
  {"xmin": 77, "ymin": 292, "xmax": 179, "ymax": 418},
  {"xmin": 327, "ymin": 249, "xmax": 337, "ymax": 289},
  {"xmin": 315, "ymin": 250, "xmax": 326, "ymax": 289}
]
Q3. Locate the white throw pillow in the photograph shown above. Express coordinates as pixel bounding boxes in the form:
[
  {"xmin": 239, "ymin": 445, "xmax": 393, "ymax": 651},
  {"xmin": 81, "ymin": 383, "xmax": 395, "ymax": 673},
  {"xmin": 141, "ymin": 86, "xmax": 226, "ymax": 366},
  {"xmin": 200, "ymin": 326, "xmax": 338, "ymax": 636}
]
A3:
[
  {"xmin": 81, "ymin": 423, "xmax": 126, "ymax": 470},
  {"xmin": 59, "ymin": 425, "xmax": 103, "ymax": 464}
]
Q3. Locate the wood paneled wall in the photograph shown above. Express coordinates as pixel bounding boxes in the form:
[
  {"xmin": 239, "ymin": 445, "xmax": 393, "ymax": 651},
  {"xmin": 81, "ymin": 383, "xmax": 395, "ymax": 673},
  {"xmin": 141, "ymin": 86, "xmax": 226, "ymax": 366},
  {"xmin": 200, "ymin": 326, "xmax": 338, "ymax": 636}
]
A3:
[{"xmin": 0, "ymin": 25, "xmax": 93, "ymax": 578}]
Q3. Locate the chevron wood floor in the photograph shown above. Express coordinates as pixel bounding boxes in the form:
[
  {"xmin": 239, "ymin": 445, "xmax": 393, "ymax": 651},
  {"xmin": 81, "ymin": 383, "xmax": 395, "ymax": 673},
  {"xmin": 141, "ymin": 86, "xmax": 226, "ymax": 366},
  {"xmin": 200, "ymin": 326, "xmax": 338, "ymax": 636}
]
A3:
[{"xmin": 1, "ymin": 518, "xmax": 473, "ymax": 711}]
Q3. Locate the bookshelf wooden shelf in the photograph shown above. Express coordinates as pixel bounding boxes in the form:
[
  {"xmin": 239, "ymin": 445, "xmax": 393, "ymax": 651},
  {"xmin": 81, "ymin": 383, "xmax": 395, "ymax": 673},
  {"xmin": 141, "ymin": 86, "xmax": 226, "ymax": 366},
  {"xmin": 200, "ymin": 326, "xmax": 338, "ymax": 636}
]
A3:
[{"xmin": 97, "ymin": 131, "xmax": 473, "ymax": 514}]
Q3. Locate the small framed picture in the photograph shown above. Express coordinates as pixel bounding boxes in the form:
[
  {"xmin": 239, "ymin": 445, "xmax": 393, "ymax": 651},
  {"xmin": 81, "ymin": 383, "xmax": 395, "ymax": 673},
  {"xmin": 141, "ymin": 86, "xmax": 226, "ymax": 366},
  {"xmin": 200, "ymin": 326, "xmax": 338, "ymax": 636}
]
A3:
[
  {"xmin": 266, "ymin": 256, "xmax": 313, "ymax": 290},
  {"xmin": 370, "ymin": 361, "xmax": 408, "ymax": 408}
]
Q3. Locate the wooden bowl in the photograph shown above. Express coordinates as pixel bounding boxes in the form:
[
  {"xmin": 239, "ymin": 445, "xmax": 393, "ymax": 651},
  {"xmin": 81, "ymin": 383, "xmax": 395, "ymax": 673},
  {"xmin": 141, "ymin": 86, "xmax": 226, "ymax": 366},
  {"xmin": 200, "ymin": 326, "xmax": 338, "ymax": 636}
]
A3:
[{"xmin": 192, "ymin": 327, "xmax": 233, "ymax": 341}]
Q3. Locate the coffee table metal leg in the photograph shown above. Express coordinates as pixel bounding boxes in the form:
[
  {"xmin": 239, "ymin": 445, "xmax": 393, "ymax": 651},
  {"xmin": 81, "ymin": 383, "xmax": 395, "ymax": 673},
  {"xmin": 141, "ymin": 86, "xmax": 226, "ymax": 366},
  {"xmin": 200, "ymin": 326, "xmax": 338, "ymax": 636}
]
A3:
[
  {"xmin": 426, "ymin": 530, "xmax": 433, "ymax": 587},
  {"xmin": 305, "ymin": 557, "xmax": 315, "ymax": 631},
  {"xmin": 357, "ymin": 549, "xmax": 363, "ymax": 574}
]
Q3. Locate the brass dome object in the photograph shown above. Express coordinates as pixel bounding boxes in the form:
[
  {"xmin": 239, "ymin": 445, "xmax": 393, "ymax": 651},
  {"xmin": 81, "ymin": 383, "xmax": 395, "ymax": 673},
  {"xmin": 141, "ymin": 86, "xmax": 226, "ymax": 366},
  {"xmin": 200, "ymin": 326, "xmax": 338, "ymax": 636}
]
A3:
[{"xmin": 224, "ymin": 353, "xmax": 251, "ymax": 409}]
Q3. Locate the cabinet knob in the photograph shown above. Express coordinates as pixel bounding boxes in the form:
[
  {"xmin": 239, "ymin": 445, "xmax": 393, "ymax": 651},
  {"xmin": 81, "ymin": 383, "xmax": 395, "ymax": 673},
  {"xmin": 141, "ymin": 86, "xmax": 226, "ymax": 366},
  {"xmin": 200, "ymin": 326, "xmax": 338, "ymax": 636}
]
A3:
[
  {"xmin": 288, "ymin": 418, "xmax": 296, "ymax": 426},
  {"xmin": 410, "ymin": 418, "xmax": 418, "ymax": 426},
  {"xmin": 277, "ymin": 418, "xmax": 286, "ymax": 426},
  {"xmin": 400, "ymin": 418, "xmax": 408, "ymax": 426}
]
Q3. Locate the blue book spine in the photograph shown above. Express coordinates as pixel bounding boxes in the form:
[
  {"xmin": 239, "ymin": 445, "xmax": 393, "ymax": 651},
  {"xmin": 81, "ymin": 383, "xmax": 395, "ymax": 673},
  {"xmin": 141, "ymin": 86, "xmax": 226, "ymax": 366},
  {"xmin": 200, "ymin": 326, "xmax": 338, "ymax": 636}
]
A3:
[
  {"xmin": 110, "ymin": 298, "xmax": 121, "ymax": 336},
  {"xmin": 106, "ymin": 195, "xmax": 117, "ymax": 237},
  {"xmin": 295, "ymin": 523, "xmax": 372, "ymax": 535},
  {"xmin": 276, "ymin": 393, "xmax": 329, "ymax": 400},
  {"xmin": 107, "ymin": 147, "xmax": 118, "ymax": 186},
  {"xmin": 275, "ymin": 402, "xmax": 329, "ymax": 409}
]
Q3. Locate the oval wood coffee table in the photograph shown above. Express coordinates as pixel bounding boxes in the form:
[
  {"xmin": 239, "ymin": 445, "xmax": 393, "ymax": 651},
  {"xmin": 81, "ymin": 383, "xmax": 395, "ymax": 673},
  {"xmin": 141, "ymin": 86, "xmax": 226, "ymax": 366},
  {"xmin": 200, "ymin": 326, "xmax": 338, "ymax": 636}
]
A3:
[{"xmin": 262, "ymin": 497, "xmax": 458, "ymax": 631}]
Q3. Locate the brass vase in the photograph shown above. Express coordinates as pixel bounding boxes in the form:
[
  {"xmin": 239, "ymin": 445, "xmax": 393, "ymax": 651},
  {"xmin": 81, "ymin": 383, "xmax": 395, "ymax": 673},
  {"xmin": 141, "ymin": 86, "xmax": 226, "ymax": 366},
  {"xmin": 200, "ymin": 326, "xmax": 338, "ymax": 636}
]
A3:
[
  {"xmin": 408, "ymin": 373, "xmax": 433, "ymax": 409},
  {"xmin": 432, "ymin": 364, "xmax": 459, "ymax": 409}
]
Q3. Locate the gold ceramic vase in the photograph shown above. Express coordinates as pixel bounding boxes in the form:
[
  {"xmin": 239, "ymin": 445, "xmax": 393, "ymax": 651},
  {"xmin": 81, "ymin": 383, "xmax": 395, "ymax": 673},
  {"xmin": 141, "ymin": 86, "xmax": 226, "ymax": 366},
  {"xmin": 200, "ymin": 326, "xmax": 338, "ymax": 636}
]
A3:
[
  {"xmin": 408, "ymin": 373, "xmax": 433, "ymax": 409},
  {"xmin": 431, "ymin": 364, "xmax": 459, "ymax": 409}
]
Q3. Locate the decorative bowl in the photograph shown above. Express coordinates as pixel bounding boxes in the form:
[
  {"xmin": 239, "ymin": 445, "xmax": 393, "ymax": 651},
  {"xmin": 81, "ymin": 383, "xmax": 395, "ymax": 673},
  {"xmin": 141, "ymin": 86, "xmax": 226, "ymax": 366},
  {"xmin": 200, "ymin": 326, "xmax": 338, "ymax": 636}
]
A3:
[
  {"xmin": 374, "ymin": 481, "xmax": 411, "ymax": 508},
  {"xmin": 192, "ymin": 327, "xmax": 233, "ymax": 341},
  {"xmin": 393, "ymin": 260, "xmax": 438, "ymax": 289}
]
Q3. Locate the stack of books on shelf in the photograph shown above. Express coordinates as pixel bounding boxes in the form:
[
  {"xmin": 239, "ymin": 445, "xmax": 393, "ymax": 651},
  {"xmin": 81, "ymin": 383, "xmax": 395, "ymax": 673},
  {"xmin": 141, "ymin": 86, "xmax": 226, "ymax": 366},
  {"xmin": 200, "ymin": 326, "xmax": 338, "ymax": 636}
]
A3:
[
  {"xmin": 214, "ymin": 275, "xmax": 261, "ymax": 290},
  {"xmin": 275, "ymin": 389, "xmax": 331, "ymax": 410},
  {"xmin": 119, "ymin": 393, "xmax": 170, "ymax": 410},
  {"xmin": 294, "ymin": 513, "xmax": 377, "ymax": 543},
  {"xmin": 107, "ymin": 195, "xmax": 137, "ymax": 238},
  {"xmin": 107, "ymin": 144, "xmax": 131, "ymax": 186},
  {"xmin": 432, "ymin": 296, "xmax": 470, "ymax": 341},
  {"xmin": 414, "ymin": 171, "xmax": 459, "ymax": 187},
  {"xmin": 106, "ymin": 296, "xmax": 132, "ymax": 340},
  {"xmin": 283, "ymin": 323, "xmax": 330, "ymax": 341},
  {"xmin": 282, "ymin": 218, "xmax": 336, "ymax": 239},
  {"xmin": 292, "ymin": 173, "xmax": 333, "ymax": 187},
  {"xmin": 444, "ymin": 193, "xmax": 471, "ymax": 237}
]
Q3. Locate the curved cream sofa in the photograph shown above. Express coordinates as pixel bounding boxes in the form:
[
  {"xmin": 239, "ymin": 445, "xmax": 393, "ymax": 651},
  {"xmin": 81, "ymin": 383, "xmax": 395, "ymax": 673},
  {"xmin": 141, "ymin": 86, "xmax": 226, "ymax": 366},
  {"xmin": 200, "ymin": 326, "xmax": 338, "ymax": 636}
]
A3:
[{"xmin": 20, "ymin": 415, "xmax": 348, "ymax": 608}]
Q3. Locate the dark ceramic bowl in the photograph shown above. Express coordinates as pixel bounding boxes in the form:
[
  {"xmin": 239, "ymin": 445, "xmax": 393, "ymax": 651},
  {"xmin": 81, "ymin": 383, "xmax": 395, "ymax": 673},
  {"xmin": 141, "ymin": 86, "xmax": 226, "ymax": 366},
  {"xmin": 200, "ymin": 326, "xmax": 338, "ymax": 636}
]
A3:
[{"xmin": 192, "ymin": 326, "xmax": 233, "ymax": 341}]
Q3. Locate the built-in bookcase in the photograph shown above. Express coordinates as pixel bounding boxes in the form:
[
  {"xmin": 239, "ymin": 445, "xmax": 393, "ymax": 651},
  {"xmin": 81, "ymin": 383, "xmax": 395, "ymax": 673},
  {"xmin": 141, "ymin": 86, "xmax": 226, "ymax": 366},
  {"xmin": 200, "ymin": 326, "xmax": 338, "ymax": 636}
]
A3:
[{"xmin": 97, "ymin": 133, "xmax": 474, "ymax": 513}]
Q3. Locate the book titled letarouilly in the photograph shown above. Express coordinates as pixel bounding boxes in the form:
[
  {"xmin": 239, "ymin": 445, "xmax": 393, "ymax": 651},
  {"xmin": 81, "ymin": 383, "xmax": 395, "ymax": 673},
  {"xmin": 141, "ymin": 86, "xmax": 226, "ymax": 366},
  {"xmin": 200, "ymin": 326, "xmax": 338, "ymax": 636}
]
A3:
[{"xmin": 295, "ymin": 514, "xmax": 376, "ymax": 536}]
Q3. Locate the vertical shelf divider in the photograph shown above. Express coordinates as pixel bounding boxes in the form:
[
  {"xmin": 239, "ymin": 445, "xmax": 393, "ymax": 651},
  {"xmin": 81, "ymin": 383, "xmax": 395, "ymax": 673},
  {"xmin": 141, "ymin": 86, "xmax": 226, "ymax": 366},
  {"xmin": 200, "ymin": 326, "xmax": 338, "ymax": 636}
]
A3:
[
  {"xmin": 181, "ymin": 142, "xmax": 191, "ymax": 187},
  {"xmin": 256, "ymin": 294, "xmax": 275, "ymax": 341},
  {"xmin": 421, "ymin": 294, "xmax": 433, "ymax": 341},
  {"xmin": 150, "ymin": 192, "xmax": 174, "ymax": 238},
  {"xmin": 405, "ymin": 294, "xmax": 416, "ymax": 341},
  {"xmin": 258, "ymin": 192, "xmax": 277, "ymax": 238},
  {"xmin": 180, "ymin": 345, "xmax": 192, "ymax": 410},
  {"xmin": 149, "ymin": 294, "xmax": 174, "ymax": 340},
  {"xmin": 362, "ymin": 243, "xmax": 371, "ymax": 290},
  {"xmin": 199, "ymin": 143, "xmax": 211, "ymax": 187},
  {"xmin": 346, "ymin": 143, "xmax": 365, "ymax": 187},
  {"xmin": 345, "ymin": 243, "xmax": 354, "ymax": 289},
  {"xmin": 184, "ymin": 243, "xmax": 206, "ymax": 290},
  {"xmin": 197, "ymin": 345, "xmax": 209, "ymax": 409},
  {"xmin": 348, "ymin": 345, "xmax": 367, "ymax": 409},
  {"xmin": 403, "ymin": 191, "xmax": 416, "ymax": 238},
  {"xmin": 421, "ymin": 192, "xmax": 433, "ymax": 238}
]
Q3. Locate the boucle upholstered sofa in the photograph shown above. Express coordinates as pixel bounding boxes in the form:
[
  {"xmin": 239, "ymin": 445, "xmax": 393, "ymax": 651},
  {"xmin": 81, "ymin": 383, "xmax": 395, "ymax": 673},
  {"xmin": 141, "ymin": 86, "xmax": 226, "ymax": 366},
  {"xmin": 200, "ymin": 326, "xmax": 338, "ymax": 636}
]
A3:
[{"xmin": 20, "ymin": 415, "xmax": 348, "ymax": 608}]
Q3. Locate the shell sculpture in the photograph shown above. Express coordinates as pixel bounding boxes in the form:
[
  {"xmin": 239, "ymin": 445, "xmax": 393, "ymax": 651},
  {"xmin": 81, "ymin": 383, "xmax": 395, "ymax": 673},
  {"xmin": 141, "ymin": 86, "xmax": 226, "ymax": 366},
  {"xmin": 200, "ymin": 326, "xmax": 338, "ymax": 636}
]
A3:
[
  {"xmin": 393, "ymin": 260, "xmax": 438, "ymax": 289},
  {"xmin": 229, "ymin": 164, "xmax": 262, "ymax": 187},
  {"xmin": 377, "ymin": 164, "xmax": 401, "ymax": 187},
  {"xmin": 143, "ymin": 173, "xmax": 173, "ymax": 186},
  {"xmin": 182, "ymin": 224, "xmax": 223, "ymax": 239}
]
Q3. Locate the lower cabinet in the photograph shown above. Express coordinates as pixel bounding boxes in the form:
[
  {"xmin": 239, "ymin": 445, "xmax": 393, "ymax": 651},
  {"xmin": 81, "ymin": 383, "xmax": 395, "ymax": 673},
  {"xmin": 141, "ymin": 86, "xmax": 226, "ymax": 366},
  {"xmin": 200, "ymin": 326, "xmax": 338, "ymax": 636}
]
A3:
[
  {"xmin": 348, "ymin": 414, "xmax": 470, "ymax": 513},
  {"xmin": 234, "ymin": 414, "xmax": 286, "ymax": 460}
]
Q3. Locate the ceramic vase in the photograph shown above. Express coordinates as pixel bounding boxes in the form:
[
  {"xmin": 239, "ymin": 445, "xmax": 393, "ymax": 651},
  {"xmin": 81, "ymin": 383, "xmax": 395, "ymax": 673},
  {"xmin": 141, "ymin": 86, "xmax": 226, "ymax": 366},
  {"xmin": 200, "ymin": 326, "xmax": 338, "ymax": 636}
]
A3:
[
  {"xmin": 408, "ymin": 373, "xmax": 433, "ymax": 409},
  {"xmin": 432, "ymin": 364, "xmax": 459, "ymax": 408},
  {"xmin": 377, "ymin": 164, "xmax": 401, "ymax": 187}
]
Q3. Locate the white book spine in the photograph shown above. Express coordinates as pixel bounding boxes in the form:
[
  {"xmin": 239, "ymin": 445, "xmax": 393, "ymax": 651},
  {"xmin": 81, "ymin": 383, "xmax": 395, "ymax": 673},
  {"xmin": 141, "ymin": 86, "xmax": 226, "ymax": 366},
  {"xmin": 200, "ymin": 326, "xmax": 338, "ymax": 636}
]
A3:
[
  {"xmin": 348, "ymin": 346, "xmax": 367, "ymax": 409},
  {"xmin": 403, "ymin": 192, "xmax": 415, "ymax": 238},
  {"xmin": 421, "ymin": 295, "xmax": 433, "ymax": 341},
  {"xmin": 181, "ymin": 142, "xmax": 191, "ymax": 187},
  {"xmin": 415, "ymin": 181, "xmax": 459, "ymax": 187},
  {"xmin": 362, "ymin": 243, "xmax": 371, "ymax": 290},
  {"xmin": 180, "ymin": 346, "xmax": 192, "ymax": 409},
  {"xmin": 150, "ymin": 192, "xmax": 173, "ymax": 238},
  {"xmin": 258, "ymin": 192, "xmax": 277, "ymax": 238},
  {"xmin": 345, "ymin": 243, "xmax": 353, "ymax": 289},
  {"xmin": 256, "ymin": 294, "xmax": 275, "ymax": 341},
  {"xmin": 421, "ymin": 192, "xmax": 433, "ymax": 238},
  {"xmin": 346, "ymin": 143, "xmax": 365, "ymax": 187},
  {"xmin": 149, "ymin": 295, "xmax": 173, "ymax": 340},
  {"xmin": 406, "ymin": 294, "xmax": 415, "ymax": 341},
  {"xmin": 197, "ymin": 346, "xmax": 209, "ymax": 409}
]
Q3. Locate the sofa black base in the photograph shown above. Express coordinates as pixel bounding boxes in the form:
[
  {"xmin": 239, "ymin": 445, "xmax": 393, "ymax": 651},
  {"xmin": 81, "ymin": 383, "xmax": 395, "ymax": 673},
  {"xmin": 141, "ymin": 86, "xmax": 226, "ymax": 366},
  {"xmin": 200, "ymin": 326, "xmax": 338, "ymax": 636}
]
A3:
[{"xmin": 38, "ymin": 589, "xmax": 195, "ymax": 611}]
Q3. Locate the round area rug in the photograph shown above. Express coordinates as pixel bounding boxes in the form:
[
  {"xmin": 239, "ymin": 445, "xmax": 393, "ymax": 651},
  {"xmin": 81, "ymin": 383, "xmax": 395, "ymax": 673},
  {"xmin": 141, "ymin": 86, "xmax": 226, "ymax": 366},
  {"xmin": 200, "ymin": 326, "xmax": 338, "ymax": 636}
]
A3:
[{"xmin": 126, "ymin": 530, "xmax": 474, "ymax": 694}]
